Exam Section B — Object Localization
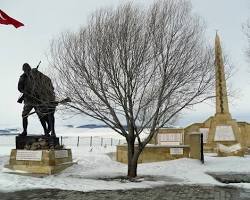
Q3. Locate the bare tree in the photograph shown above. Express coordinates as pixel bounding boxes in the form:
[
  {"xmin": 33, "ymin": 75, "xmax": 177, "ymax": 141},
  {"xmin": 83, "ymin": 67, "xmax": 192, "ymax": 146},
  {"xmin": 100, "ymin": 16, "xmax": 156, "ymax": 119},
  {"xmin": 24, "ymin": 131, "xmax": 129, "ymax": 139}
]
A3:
[
  {"xmin": 49, "ymin": 0, "xmax": 214, "ymax": 178},
  {"xmin": 243, "ymin": 19, "xmax": 250, "ymax": 61}
]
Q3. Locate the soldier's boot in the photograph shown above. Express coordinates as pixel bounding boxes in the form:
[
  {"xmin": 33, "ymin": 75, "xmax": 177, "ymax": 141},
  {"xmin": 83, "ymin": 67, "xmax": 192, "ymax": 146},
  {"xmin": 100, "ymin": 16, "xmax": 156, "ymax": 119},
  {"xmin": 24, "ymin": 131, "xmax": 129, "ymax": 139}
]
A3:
[
  {"xmin": 48, "ymin": 114, "xmax": 56, "ymax": 137},
  {"xmin": 20, "ymin": 117, "xmax": 28, "ymax": 136},
  {"xmin": 51, "ymin": 132, "xmax": 56, "ymax": 138},
  {"xmin": 19, "ymin": 131, "xmax": 27, "ymax": 136}
]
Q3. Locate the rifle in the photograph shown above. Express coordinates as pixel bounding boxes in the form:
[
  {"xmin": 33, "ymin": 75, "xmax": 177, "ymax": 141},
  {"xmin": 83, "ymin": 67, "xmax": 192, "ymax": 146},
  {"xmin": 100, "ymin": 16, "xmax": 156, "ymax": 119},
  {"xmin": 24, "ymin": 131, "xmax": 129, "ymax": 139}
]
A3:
[
  {"xmin": 17, "ymin": 61, "xmax": 41, "ymax": 104},
  {"xmin": 24, "ymin": 97, "xmax": 71, "ymax": 117},
  {"xmin": 36, "ymin": 61, "xmax": 41, "ymax": 69}
]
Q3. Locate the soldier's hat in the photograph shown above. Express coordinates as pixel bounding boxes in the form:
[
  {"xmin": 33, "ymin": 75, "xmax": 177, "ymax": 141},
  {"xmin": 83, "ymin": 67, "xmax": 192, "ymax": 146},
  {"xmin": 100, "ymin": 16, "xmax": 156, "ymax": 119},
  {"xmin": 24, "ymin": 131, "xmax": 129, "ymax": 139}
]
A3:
[{"xmin": 22, "ymin": 63, "xmax": 31, "ymax": 72}]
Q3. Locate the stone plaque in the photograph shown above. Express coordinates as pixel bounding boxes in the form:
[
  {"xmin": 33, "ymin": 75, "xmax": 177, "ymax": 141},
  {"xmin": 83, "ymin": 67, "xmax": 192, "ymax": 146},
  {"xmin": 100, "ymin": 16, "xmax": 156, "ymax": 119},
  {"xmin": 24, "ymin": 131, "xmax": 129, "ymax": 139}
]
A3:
[
  {"xmin": 55, "ymin": 150, "xmax": 68, "ymax": 158},
  {"xmin": 229, "ymin": 143, "xmax": 242, "ymax": 152},
  {"xmin": 199, "ymin": 128, "xmax": 209, "ymax": 143},
  {"xmin": 214, "ymin": 126, "xmax": 235, "ymax": 141},
  {"xmin": 16, "ymin": 150, "xmax": 42, "ymax": 161},
  {"xmin": 217, "ymin": 143, "xmax": 241, "ymax": 153},
  {"xmin": 170, "ymin": 148, "xmax": 183, "ymax": 155},
  {"xmin": 158, "ymin": 133, "xmax": 182, "ymax": 145}
]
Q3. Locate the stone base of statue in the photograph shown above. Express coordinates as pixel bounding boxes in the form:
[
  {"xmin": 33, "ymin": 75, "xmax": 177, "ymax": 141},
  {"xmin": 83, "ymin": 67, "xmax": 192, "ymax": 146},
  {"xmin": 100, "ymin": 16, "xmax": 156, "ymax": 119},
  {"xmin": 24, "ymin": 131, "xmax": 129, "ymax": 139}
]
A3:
[
  {"xmin": 5, "ymin": 135, "xmax": 74, "ymax": 175},
  {"xmin": 15, "ymin": 135, "xmax": 60, "ymax": 150}
]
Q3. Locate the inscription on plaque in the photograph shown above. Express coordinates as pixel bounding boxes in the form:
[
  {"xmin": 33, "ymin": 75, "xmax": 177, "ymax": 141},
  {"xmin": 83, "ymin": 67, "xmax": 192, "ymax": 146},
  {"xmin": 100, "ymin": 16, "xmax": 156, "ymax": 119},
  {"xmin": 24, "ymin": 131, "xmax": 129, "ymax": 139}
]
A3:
[
  {"xmin": 16, "ymin": 150, "xmax": 42, "ymax": 161},
  {"xmin": 55, "ymin": 150, "xmax": 68, "ymax": 158},
  {"xmin": 158, "ymin": 133, "xmax": 182, "ymax": 145},
  {"xmin": 170, "ymin": 148, "xmax": 183, "ymax": 155},
  {"xmin": 214, "ymin": 126, "xmax": 235, "ymax": 141}
]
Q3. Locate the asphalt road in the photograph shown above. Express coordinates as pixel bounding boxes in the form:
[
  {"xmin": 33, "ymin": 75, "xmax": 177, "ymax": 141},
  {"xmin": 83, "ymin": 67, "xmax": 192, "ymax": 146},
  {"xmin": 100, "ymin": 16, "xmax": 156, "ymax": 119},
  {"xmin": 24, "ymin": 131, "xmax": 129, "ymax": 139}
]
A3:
[{"xmin": 1, "ymin": 185, "xmax": 250, "ymax": 200}]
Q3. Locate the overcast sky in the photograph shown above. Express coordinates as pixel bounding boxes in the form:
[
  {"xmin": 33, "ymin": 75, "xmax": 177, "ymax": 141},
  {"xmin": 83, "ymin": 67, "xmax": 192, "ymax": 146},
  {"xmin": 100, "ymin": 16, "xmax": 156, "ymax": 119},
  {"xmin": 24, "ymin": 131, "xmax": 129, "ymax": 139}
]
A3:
[{"xmin": 0, "ymin": 0, "xmax": 250, "ymax": 130}]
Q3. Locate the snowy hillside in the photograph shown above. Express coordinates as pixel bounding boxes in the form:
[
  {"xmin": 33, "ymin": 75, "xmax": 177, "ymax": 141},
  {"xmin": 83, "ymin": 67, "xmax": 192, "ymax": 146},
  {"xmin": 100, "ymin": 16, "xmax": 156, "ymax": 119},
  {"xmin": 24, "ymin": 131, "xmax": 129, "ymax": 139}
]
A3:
[{"xmin": 1, "ymin": 127, "xmax": 250, "ymax": 192}]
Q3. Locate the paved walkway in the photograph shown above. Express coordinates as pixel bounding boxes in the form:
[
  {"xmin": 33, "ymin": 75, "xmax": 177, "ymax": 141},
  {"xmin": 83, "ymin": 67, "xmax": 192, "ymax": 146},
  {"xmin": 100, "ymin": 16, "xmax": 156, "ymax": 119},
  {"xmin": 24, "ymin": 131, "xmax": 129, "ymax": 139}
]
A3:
[{"xmin": 1, "ymin": 185, "xmax": 250, "ymax": 200}]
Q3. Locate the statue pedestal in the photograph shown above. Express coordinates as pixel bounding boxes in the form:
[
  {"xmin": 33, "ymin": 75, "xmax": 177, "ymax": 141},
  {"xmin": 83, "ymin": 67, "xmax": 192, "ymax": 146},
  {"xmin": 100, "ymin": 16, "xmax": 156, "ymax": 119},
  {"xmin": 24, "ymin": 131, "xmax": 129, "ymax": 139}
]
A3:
[
  {"xmin": 5, "ymin": 149, "xmax": 73, "ymax": 174},
  {"xmin": 5, "ymin": 135, "xmax": 74, "ymax": 175},
  {"xmin": 16, "ymin": 135, "xmax": 60, "ymax": 149}
]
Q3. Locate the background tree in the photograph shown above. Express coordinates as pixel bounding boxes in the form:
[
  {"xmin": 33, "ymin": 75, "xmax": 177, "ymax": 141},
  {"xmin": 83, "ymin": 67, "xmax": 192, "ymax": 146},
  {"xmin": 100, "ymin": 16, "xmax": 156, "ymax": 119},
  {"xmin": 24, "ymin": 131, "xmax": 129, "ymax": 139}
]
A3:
[
  {"xmin": 244, "ymin": 20, "xmax": 250, "ymax": 61},
  {"xmin": 49, "ymin": 0, "xmax": 215, "ymax": 178}
]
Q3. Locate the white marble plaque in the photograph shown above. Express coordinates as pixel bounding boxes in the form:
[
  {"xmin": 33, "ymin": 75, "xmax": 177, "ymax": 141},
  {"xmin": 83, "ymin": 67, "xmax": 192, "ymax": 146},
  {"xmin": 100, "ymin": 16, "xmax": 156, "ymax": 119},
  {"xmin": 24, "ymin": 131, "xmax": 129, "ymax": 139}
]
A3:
[
  {"xmin": 229, "ymin": 143, "xmax": 242, "ymax": 152},
  {"xmin": 170, "ymin": 148, "xmax": 183, "ymax": 155},
  {"xmin": 214, "ymin": 126, "xmax": 235, "ymax": 141},
  {"xmin": 199, "ymin": 128, "xmax": 209, "ymax": 143},
  {"xmin": 158, "ymin": 133, "xmax": 182, "ymax": 145},
  {"xmin": 16, "ymin": 150, "xmax": 42, "ymax": 161},
  {"xmin": 55, "ymin": 150, "xmax": 68, "ymax": 158},
  {"xmin": 217, "ymin": 143, "xmax": 241, "ymax": 153}
]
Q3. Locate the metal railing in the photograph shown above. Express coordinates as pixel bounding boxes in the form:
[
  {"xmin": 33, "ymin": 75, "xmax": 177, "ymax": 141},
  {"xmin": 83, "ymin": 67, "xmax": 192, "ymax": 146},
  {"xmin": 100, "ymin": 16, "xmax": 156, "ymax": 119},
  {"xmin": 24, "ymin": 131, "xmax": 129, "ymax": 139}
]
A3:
[{"xmin": 59, "ymin": 136, "xmax": 126, "ymax": 147}]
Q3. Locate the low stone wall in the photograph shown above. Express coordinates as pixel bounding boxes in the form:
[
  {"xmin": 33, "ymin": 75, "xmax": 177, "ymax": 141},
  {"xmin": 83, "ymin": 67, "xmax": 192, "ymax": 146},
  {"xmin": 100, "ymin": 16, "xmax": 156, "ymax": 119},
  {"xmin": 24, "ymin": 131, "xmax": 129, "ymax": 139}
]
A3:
[{"xmin": 116, "ymin": 144, "xmax": 190, "ymax": 164}]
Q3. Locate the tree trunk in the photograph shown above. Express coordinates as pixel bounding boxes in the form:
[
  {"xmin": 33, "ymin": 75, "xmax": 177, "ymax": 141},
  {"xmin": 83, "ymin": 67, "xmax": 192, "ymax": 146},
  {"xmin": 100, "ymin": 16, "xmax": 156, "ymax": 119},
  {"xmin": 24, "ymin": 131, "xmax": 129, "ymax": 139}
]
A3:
[
  {"xmin": 128, "ymin": 157, "xmax": 138, "ymax": 178},
  {"xmin": 127, "ymin": 139, "xmax": 140, "ymax": 178}
]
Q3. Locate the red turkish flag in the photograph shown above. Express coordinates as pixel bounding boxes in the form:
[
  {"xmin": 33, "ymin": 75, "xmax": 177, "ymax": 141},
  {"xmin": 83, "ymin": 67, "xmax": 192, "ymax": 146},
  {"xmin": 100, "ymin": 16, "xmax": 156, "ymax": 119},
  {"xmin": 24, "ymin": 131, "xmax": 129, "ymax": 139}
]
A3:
[{"xmin": 0, "ymin": 9, "xmax": 24, "ymax": 28}]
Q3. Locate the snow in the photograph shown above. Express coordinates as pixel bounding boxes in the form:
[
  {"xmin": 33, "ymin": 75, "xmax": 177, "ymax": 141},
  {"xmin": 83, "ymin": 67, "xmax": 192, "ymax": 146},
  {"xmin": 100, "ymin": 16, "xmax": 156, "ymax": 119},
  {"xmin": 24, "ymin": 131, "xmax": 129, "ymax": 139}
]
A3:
[
  {"xmin": 56, "ymin": 127, "xmax": 126, "ymax": 138},
  {"xmin": 1, "ymin": 127, "xmax": 250, "ymax": 192}
]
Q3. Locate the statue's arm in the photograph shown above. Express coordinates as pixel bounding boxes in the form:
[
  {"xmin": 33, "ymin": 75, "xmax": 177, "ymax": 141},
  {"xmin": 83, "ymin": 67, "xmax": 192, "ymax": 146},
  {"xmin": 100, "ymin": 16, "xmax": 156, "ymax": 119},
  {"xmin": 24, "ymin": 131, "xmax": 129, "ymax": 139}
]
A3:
[{"xmin": 18, "ymin": 75, "xmax": 25, "ymax": 93}]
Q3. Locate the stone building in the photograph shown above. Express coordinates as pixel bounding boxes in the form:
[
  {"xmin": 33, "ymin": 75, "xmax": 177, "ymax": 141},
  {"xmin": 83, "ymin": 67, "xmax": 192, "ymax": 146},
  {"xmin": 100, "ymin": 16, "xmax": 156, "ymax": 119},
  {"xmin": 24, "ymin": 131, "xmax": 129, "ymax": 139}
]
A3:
[
  {"xmin": 117, "ymin": 33, "xmax": 250, "ymax": 163},
  {"xmin": 153, "ymin": 33, "xmax": 250, "ymax": 155}
]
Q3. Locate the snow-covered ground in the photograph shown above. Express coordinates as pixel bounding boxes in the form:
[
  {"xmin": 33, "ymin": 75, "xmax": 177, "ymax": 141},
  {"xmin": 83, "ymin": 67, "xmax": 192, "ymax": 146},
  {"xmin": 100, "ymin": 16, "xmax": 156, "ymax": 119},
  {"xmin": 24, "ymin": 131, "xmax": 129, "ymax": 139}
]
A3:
[{"xmin": 1, "ymin": 127, "xmax": 250, "ymax": 192}]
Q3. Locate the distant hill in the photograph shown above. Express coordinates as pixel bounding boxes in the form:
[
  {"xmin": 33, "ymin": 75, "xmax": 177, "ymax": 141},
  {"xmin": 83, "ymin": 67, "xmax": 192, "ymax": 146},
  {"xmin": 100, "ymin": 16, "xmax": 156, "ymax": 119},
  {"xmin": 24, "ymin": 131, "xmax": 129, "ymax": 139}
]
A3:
[
  {"xmin": 64, "ymin": 125, "xmax": 74, "ymax": 128},
  {"xmin": 76, "ymin": 124, "xmax": 128, "ymax": 130},
  {"xmin": 0, "ymin": 130, "xmax": 9, "ymax": 133},
  {"xmin": 0, "ymin": 128, "xmax": 19, "ymax": 136},
  {"xmin": 76, "ymin": 124, "xmax": 108, "ymax": 129}
]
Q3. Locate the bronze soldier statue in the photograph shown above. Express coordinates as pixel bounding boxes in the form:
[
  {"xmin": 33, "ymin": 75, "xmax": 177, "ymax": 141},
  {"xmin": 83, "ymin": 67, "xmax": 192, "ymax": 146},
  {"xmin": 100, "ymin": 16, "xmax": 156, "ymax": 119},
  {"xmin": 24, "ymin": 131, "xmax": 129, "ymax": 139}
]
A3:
[{"xmin": 18, "ymin": 63, "xmax": 56, "ymax": 137}]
